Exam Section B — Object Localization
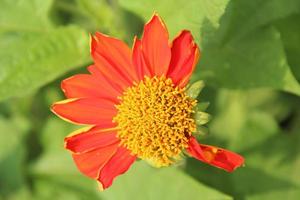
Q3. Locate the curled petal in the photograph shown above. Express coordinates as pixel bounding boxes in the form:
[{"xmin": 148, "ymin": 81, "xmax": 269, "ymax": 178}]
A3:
[
  {"xmin": 51, "ymin": 98, "xmax": 116, "ymax": 125},
  {"xmin": 72, "ymin": 143, "xmax": 119, "ymax": 179},
  {"xmin": 98, "ymin": 147, "xmax": 136, "ymax": 190},
  {"xmin": 61, "ymin": 73, "xmax": 119, "ymax": 103},
  {"xmin": 65, "ymin": 126, "xmax": 119, "ymax": 153},
  {"xmin": 141, "ymin": 14, "xmax": 171, "ymax": 76},
  {"xmin": 187, "ymin": 137, "xmax": 244, "ymax": 172},
  {"xmin": 168, "ymin": 31, "xmax": 200, "ymax": 87}
]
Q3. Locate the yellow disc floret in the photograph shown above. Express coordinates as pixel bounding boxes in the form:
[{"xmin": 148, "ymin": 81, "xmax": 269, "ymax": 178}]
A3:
[{"xmin": 113, "ymin": 76, "xmax": 197, "ymax": 167}]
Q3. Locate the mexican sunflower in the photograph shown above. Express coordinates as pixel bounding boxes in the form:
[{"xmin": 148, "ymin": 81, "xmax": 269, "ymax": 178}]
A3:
[{"xmin": 51, "ymin": 14, "xmax": 244, "ymax": 190}]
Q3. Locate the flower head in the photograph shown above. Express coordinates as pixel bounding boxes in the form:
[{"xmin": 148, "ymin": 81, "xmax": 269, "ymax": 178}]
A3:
[{"xmin": 51, "ymin": 13, "xmax": 244, "ymax": 190}]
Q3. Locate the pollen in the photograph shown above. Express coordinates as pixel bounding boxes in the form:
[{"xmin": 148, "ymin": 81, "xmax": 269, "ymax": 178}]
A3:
[{"xmin": 113, "ymin": 76, "xmax": 197, "ymax": 167}]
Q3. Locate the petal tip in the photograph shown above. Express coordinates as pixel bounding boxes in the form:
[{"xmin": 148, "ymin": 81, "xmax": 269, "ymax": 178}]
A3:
[
  {"xmin": 145, "ymin": 12, "xmax": 168, "ymax": 37},
  {"xmin": 132, "ymin": 35, "xmax": 140, "ymax": 48},
  {"xmin": 142, "ymin": 12, "xmax": 171, "ymax": 76},
  {"xmin": 50, "ymin": 98, "xmax": 85, "ymax": 125},
  {"xmin": 98, "ymin": 181, "xmax": 104, "ymax": 191},
  {"xmin": 90, "ymin": 35, "xmax": 98, "ymax": 54}
]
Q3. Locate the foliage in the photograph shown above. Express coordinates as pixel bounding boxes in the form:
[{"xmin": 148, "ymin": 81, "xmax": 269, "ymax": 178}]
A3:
[{"xmin": 1, "ymin": 0, "xmax": 300, "ymax": 199}]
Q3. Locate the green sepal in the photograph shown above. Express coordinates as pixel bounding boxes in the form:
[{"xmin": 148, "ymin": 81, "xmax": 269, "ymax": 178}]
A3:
[
  {"xmin": 195, "ymin": 111, "xmax": 211, "ymax": 125},
  {"xmin": 194, "ymin": 126, "xmax": 209, "ymax": 137},
  {"xmin": 197, "ymin": 102, "xmax": 210, "ymax": 111},
  {"xmin": 186, "ymin": 80, "xmax": 205, "ymax": 99}
]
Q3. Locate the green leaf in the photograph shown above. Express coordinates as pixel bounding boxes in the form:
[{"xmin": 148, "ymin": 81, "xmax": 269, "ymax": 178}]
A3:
[
  {"xmin": 199, "ymin": 26, "xmax": 300, "ymax": 95},
  {"xmin": 100, "ymin": 161, "xmax": 232, "ymax": 200},
  {"xmin": 39, "ymin": 117, "xmax": 77, "ymax": 152},
  {"xmin": 246, "ymin": 189, "xmax": 300, "ymax": 200},
  {"xmin": 275, "ymin": 14, "xmax": 300, "ymax": 82},
  {"xmin": 0, "ymin": 0, "xmax": 53, "ymax": 33},
  {"xmin": 0, "ymin": 26, "xmax": 90, "ymax": 101},
  {"xmin": 214, "ymin": 0, "xmax": 300, "ymax": 43},
  {"xmin": 31, "ymin": 151, "xmax": 102, "ymax": 199},
  {"xmin": 30, "ymin": 117, "xmax": 101, "ymax": 199},
  {"xmin": 119, "ymin": 0, "xmax": 230, "ymax": 41},
  {"xmin": 187, "ymin": 80, "xmax": 205, "ymax": 99},
  {"xmin": 209, "ymin": 90, "xmax": 249, "ymax": 142},
  {"xmin": 186, "ymin": 89, "xmax": 300, "ymax": 199},
  {"xmin": 0, "ymin": 0, "xmax": 91, "ymax": 102},
  {"xmin": 33, "ymin": 178, "xmax": 101, "ymax": 200},
  {"xmin": 75, "ymin": 0, "xmax": 116, "ymax": 32},
  {"xmin": 234, "ymin": 122, "xmax": 300, "ymax": 200},
  {"xmin": 195, "ymin": 0, "xmax": 300, "ymax": 95},
  {"xmin": 32, "ymin": 118, "xmax": 78, "ymax": 176},
  {"xmin": 0, "ymin": 115, "xmax": 30, "ymax": 197}
]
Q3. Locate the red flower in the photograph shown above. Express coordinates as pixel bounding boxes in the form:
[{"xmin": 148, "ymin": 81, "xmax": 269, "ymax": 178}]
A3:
[{"xmin": 51, "ymin": 14, "xmax": 244, "ymax": 190}]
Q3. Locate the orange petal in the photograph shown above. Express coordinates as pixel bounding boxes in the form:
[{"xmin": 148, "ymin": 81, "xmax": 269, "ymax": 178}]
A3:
[
  {"xmin": 72, "ymin": 142, "xmax": 119, "ymax": 179},
  {"xmin": 91, "ymin": 33, "xmax": 138, "ymax": 87},
  {"xmin": 187, "ymin": 137, "xmax": 244, "ymax": 172},
  {"xmin": 132, "ymin": 36, "xmax": 151, "ymax": 80},
  {"xmin": 61, "ymin": 74, "xmax": 120, "ymax": 103},
  {"xmin": 91, "ymin": 45, "xmax": 130, "ymax": 90},
  {"xmin": 141, "ymin": 14, "xmax": 171, "ymax": 76},
  {"xmin": 98, "ymin": 146, "xmax": 136, "ymax": 190},
  {"xmin": 51, "ymin": 98, "xmax": 116, "ymax": 125},
  {"xmin": 168, "ymin": 31, "xmax": 200, "ymax": 87},
  {"xmin": 65, "ymin": 126, "xmax": 119, "ymax": 153},
  {"xmin": 87, "ymin": 64, "xmax": 124, "ymax": 94}
]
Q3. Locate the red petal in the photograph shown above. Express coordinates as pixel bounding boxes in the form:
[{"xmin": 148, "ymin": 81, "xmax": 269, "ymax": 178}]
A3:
[
  {"xmin": 167, "ymin": 31, "xmax": 200, "ymax": 87},
  {"xmin": 65, "ymin": 126, "xmax": 119, "ymax": 153},
  {"xmin": 91, "ymin": 33, "xmax": 138, "ymax": 87},
  {"xmin": 98, "ymin": 146, "xmax": 136, "ymax": 190},
  {"xmin": 187, "ymin": 137, "xmax": 244, "ymax": 172},
  {"xmin": 61, "ymin": 74, "xmax": 119, "ymax": 103},
  {"xmin": 141, "ymin": 14, "xmax": 171, "ymax": 76},
  {"xmin": 72, "ymin": 143, "xmax": 119, "ymax": 179},
  {"xmin": 51, "ymin": 98, "xmax": 116, "ymax": 125},
  {"xmin": 132, "ymin": 36, "xmax": 151, "ymax": 80}
]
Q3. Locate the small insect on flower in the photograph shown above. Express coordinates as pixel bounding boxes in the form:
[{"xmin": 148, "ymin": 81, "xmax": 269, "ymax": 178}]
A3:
[{"xmin": 51, "ymin": 13, "xmax": 244, "ymax": 190}]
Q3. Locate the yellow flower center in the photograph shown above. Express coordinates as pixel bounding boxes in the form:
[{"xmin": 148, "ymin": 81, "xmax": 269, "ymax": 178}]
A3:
[{"xmin": 113, "ymin": 76, "xmax": 197, "ymax": 167}]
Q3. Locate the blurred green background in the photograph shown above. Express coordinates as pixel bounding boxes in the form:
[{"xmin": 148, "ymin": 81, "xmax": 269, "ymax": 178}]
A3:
[{"xmin": 1, "ymin": 0, "xmax": 300, "ymax": 199}]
